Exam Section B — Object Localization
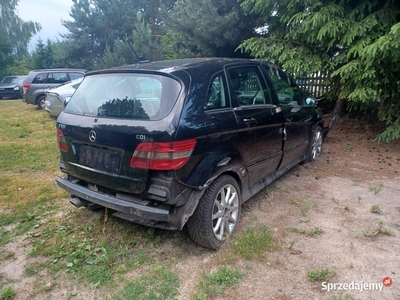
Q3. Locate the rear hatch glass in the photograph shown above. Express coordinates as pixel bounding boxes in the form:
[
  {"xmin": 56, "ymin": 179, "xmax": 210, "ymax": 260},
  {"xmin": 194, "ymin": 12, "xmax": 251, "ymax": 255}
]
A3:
[{"xmin": 64, "ymin": 73, "xmax": 181, "ymax": 120}]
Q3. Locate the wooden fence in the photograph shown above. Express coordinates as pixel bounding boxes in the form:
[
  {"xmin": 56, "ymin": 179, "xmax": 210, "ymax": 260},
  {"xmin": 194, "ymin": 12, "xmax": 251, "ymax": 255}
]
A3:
[{"xmin": 294, "ymin": 72, "xmax": 331, "ymax": 98}]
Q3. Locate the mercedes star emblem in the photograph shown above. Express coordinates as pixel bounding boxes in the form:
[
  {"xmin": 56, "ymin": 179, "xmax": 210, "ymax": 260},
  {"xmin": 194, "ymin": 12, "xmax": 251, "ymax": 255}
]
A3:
[{"xmin": 89, "ymin": 130, "xmax": 97, "ymax": 142}]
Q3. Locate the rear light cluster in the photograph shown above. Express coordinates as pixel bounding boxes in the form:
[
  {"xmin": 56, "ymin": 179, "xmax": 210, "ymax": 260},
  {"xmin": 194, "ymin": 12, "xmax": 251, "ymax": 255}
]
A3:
[
  {"xmin": 57, "ymin": 129, "xmax": 68, "ymax": 152},
  {"xmin": 23, "ymin": 83, "xmax": 30, "ymax": 96},
  {"xmin": 130, "ymin": 139, "xmax": 197, "ymax": 170}
]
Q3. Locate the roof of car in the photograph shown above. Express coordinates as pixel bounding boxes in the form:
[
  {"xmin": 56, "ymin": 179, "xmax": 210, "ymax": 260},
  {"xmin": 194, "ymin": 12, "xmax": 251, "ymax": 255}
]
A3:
[
  {"xmin": 2, "ymin": 75, "xmax": 27, "ymax": 78},
  {"xmin": 29, "ymin": 68, "xmax": 86, "ymax": 73},
  {"xmin": 87, "ymin": 58, "xmax": 263, "ymax": 76}
]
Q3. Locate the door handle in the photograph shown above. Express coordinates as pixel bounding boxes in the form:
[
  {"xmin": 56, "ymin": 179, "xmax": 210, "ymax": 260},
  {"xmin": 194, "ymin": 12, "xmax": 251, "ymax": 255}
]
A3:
[
  {"xmin": 272, "ymin": 105, "xmax": 282, "ymax": 114},
  {"xmin": 243, "ymin": 118, "xmax": 257, "ymax": 126}
]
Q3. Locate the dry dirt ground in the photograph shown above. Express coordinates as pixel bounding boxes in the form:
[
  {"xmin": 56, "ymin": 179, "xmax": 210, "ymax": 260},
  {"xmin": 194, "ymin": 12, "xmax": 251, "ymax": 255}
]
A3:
[{"xmin": 1, "ymin": 118, "xmax": 400, "ymax": 300}]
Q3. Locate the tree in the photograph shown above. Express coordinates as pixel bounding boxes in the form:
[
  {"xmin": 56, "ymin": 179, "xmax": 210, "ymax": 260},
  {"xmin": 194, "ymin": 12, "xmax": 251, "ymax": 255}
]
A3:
[
  {"xmin": 30, "ymin": 38, "xmax": 46, "ymax": 69},
  {"xmin": 238, "ymin": 0, "xmax": 400, "ymax": 141},
  {"xmin": 0, "ymin": 0, "xmax": 40, "ymax": 76},
  {"xmin": 97, "ymin": 14, "xmax": 164, "ymax": 69},
  {"xmin": 61, "ymin": 0, "xmax": 169, "ymax": 69},
  {"xmin": 30, "ymin": 38, "xmax": 61, "ymax": 69},
  {"xmin": 160, "ymin": 0, "xmax": 264, "ymax": 58}
]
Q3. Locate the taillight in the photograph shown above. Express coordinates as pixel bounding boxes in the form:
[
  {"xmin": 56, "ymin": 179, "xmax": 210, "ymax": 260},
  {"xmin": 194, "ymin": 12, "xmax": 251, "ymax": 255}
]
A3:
[
  {"xmin": 57, "ymin": 129, "xmax": 68, "ymax": 152},
  {"xmin": 130, "ymin": 139, "xmax": 197, "ymax": 170},
  {"xmin": 23, "ymin": 83, "xmax": 30, "ymax": 96}
]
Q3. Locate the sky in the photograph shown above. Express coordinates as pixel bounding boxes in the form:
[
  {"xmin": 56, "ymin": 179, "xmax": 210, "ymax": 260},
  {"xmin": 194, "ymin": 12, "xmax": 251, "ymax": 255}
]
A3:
[{"xmin": 17, "ymin": 0, "xmax": 74, "ymax": 51}]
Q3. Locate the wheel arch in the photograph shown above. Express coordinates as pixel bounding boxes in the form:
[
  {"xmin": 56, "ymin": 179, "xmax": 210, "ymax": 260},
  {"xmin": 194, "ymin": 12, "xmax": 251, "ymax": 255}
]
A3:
[{"xmin": 35, "ymin": 93, "xmax": 45, "ymax": 104}]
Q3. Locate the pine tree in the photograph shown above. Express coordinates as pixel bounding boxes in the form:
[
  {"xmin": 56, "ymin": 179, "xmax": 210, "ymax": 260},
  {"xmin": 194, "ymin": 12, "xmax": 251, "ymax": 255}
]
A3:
[
  {"xmin": 160, "ymin": 0, "xmax": 264, "ymax": 57},
  {"xmin": 239, "ymin": 0, "xmax": 400, "ymax": 141},
  {"xmin": 61, "ymin": 0, "xmax": 168, "ymax": 69}
]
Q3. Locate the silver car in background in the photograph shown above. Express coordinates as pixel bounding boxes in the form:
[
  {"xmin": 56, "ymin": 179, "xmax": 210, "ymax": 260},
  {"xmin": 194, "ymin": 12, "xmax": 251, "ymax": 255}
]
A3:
[{"xmin": 44, "ymin": 78, "xmax": 83, "ymax": 117}]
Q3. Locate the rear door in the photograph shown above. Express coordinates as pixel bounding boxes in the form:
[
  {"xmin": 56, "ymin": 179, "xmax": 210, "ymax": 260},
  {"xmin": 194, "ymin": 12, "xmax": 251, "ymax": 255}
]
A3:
[
  {"xmin": 262, "ymin": 64, "xmax": 312, "ymax": 168},
  {"xmin": 226, "ymin": 65, "xmax": 284, "ymax": 188}
]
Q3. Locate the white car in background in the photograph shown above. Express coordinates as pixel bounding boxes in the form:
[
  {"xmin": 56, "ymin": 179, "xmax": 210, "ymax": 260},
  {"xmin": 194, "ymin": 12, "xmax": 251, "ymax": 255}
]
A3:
[{"xmin": 44, "ymin": 78, "xmax": 83, "ymax": 117}]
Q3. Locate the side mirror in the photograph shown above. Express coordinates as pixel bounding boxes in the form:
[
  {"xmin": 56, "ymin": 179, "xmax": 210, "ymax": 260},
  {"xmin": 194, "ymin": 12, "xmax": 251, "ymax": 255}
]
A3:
[{"xmin": 304, "ymin": 97, "xmax": 317, "ymax": 107}]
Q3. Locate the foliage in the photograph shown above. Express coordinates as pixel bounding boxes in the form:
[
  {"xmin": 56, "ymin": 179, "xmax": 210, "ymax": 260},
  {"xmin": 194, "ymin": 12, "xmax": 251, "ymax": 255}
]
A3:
[
  {"xmin": 160, "ymin": 0, "xmax": 264, "ymax": 58},
  {"xmin": 3, "ymin": 59, "xmax": 30, "ymax": 76},
  {"xmin": 113, "ymin": 267, "xmax": 179, "ymax": 300},
  {"xmin": 194, "ymin": 265, "xmax": 242, "ymax": 299},
  {"xmin": 61, "ymin": 0, "xmax": 169, "ymax": 69},
  {"xmin": 288, "ymin": 226, "xmax": 324, "ymax": 238},
  {"xmin": 0, "ymin": 0, "xmax": 41, "ymax": 76},
  {"xmin": 307, "ymin": 267, "xmax": 335, "ymax": 282},
  {"xmin": 233, "ymin": 226, "xmax": 279, "ymax": 259},
  {"xmin": 97, "ymin": 14, "xmax": 163, "ymax": 69},
  {"xmin": 0, "ymin": 286, "xmax": 16, "ymax": 300},
  {"xmin": 238, "ymin": 0, "xmax": 400, "ymax": 141},
  {"xmin": 370, "ymin": 204, "xmax": 382, "ymax": 214},
  {"xmin": 363, "ymin": 220, "xmax": 393, "ymax": 237}
]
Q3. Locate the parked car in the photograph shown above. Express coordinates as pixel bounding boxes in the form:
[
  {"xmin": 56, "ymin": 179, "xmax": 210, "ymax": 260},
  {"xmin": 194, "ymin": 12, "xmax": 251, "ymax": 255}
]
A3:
[
  {"xmin": 56, "ymin": 58, "xmax": 327, "ymax": 249},
  {"xmin": 23, "ymin": 68, "xmax": 86, "ymax": 109},
  {"xmin": 44, "ymin": 78, "xmax": 83, "ymax": 117},
  {"xmin": 0, "ymin": 75, "xmax": 27, "ymax": 99}
]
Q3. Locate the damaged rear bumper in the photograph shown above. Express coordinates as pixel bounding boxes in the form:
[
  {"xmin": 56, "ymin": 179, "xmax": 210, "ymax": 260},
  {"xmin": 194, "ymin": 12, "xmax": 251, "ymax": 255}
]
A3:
[{"xmin": 56, "ymin": 176, "xmax": 170, "ymax": 222}]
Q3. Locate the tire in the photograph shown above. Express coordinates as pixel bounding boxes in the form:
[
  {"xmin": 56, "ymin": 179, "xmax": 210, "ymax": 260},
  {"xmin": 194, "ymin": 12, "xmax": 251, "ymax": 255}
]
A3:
[
  {"xmin": 306, "ymin": 126, "xmax": 323, "ymax": 162},
  {"xmin": 37, "ymin": 95, "xmax": 46, "ymax": 109},
  {"xmin": 187, "ymin": 175, "xmax": 241, "ymax": 250}
]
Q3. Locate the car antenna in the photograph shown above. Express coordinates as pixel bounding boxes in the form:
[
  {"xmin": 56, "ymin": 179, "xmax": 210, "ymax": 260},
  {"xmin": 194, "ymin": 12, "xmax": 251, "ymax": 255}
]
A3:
[{"xmin": 125, "ymin": 39, "xmax": 150, "ymax": 64}]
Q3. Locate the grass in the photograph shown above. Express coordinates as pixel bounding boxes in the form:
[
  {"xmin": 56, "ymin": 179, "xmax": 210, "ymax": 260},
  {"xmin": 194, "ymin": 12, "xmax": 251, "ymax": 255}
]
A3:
[
  {"xmin": 352, "ymin": 174, "xmax": 361, "ymax": 186},
  {"xmin": 290, "ymin": 198, "xmax": 316, "ymax": 217},
  {"xmin": 331, "ymin": 291, "xmax": 356, "ymax": 300},
  {"xmin": 363, "ymin": 221, "xmax": 393, "ymax": 237},
  {"xmin": 113, "ymin": 266, "xmax": 179, "ymax": 300},
  {"xmin": 369, "ymin": 184, "xmax": 383, "ymax": 195},
  {"xmin": 193, "ymin": 265, "xmax": 243, "ymax": 299},
  {"xmin": 341, "ymin": 143, "xmax": 353, "ymax": 152},
  {"xmin": 0, "ymin": 101, "xmax": 184, "ymax": 297},
  {"xmin": 0, "ymin": 286, "xmax": 16, "ymax": 300},
  {"xmin": 299, "ymin": 199, "xmax": 312, "ymax": 216},
  {"xmin": 0, "ymin": 101, "xmax": 64, "ymax": 230},
  {"xmin": 232, "ymin": 226, "xmax": 279, "ymax": 259},
  {"xmin": 307, "ymin": 267, "xmax": 335, "ymax": 282},
  {"xmin": 288, "ymin": 226, "xmax": 324, "ymax": 238},
  {"xmin": 370, "ymin": 204, "xmax": 382, "ymax": 214}
]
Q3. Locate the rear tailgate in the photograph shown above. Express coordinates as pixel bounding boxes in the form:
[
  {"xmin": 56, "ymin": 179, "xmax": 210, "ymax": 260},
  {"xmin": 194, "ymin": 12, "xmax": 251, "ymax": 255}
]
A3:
[
  {"xmin": 57, "ymin": 71, "xmax": 184, "ymax": 195},
  {"xmin": 58, "ymin": 117, "xmax": 154, "ymax": 194}
]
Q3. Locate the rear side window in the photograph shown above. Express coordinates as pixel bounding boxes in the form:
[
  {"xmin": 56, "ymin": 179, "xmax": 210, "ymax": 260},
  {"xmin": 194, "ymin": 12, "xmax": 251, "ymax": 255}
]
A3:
[
  {"xmin": 46, "ymin": 72, "xmax": 68, "ymax": 84},
  {"xmin": 32, "ymin": 73, "xmax": 47, "ymax": 83},
  {"xmin": 205, "ymin": 73, "xmax": 229, "ymax": 110},
  {"xmin": 64, "ymin": 73, "xmax": 181, "ymax": 120},
  {"xmin": 227, "ymin": 66, "xmax": 272, "ymax": 106},
  {"xmin": 1, "ymin": 77, "xmax": 18, "ymax": 84},
  {"xmin": 69, "ymin": 72, "xmax": 84, "ymax": 81}
]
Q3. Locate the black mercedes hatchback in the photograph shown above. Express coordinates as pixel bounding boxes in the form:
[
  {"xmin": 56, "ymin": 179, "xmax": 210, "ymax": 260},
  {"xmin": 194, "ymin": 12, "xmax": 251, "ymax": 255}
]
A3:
[{"xmin": 56, "ymin": 58, "xmax": 325, "ymax": 249}]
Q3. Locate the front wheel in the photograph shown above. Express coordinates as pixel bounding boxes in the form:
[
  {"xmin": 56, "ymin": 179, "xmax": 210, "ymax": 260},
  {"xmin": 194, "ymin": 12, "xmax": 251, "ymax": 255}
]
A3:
[
  {"xmin": 187, "ymin": 175, "xmax": 241, "ymax": 250},
  {"xmin": 306, "ymin": 126, "xmax": 323, "ymax": 162}
]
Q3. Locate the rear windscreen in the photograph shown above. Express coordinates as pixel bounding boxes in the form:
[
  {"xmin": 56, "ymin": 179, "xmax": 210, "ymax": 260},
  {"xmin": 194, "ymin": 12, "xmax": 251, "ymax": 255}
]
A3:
[{"xmin": 64, "ymin": 73, "xmax": 181, "ymax": 120}]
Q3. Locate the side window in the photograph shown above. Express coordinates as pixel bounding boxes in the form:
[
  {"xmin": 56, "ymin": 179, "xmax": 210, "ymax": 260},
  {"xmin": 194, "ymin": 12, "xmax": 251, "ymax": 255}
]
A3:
[
  {"xmin": 54, "ymin": 73, "xmax": 68, "ymax": 83},
  {"xmin": 265, "ymin": 65, "xmax": 302, "ymax": 106},
  {"xmin": 69, "ymin": 72, "xmax": 84, "ymax": 81},
  {"xmin": 227, "ymin": 66, "xmax": 272, "ymax": 106},
  {"xmin": 205, "ymin": 73, "xmax": 229, "ymax": 110},
  {"xmin": 45, "ymin": 73, "xmax": 68, "ymax": 84},
  {"xmin": 32, "ymin": 73, "xmax": 47, "ymax": 84}
]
